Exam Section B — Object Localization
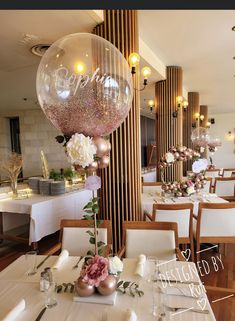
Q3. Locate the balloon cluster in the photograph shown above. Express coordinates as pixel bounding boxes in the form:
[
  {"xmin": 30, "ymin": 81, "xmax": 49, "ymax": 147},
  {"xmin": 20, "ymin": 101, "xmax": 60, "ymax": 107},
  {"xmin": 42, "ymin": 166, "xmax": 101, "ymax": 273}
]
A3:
[
  {"xmin": 191, "ymin": 127, "xmax": 210, "ymax": 151},
  {"xmin": 158, "ymin": 146, "xmax": 206, "ymax": 197},
  {"xmin": 158, "ymin": 146, "xmax": 200, "ymax": 170},
  {"xmin": 76, "ymin": 136, "xmax": 111, "ymax": 172}
]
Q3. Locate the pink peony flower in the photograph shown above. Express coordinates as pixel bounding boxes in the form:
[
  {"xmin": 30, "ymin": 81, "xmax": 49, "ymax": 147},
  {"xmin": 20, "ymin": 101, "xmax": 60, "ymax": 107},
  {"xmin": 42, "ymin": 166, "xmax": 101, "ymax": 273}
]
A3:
[
  {"xmin": 81, "ymin": 255, "xmax": 109, "ymax": 287},
  {"xmin": 85, "ymin": 175, "xmax": 101, "ymax": 191}
]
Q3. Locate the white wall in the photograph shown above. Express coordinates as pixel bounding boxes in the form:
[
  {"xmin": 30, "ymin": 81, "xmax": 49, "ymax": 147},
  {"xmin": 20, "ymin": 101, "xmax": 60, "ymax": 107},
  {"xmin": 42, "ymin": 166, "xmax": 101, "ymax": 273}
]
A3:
[{"xmin": 208, "ymin": 112, "xmax": 235, "ymax": 169}]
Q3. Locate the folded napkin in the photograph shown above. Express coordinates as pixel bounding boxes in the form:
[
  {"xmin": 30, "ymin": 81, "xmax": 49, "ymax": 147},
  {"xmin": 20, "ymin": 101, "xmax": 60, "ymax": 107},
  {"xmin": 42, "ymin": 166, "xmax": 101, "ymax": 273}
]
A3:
[
  {"xmin": 2, "ymin": 299, "xmax": 25, "ymax": 321},
  {"xmin": 102, "ymin": 307, "xmax": 137, "ymax": 321},
  {"xmin": 134, "ymin": 254, "xmax": 146, "ymax": 277},
  {"xmin": 52, "ymin": 249, "xmax": 69, "ymax": 269}
]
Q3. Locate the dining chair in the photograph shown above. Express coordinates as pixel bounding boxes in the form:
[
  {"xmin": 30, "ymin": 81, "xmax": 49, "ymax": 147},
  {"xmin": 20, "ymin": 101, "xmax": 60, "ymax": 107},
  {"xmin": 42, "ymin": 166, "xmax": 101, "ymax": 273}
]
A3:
[
  {"xmin": 205, "ymin": 169, "xmax": 222, "ymax": 190},
  {"xmin": 142, "ymin": 182, "xmax": 162, "ymax": 194},
  {"xmin": 145, "ymin": 203, "xmax": 194, "ymax": 261},
  {"xmin": 194, "ymin": 202, "xmax": 235, "ymax": 261},
  {"xmin": 45, "ymin": 219, "xmax": 112, "ymax": 256},
  {"xmin": 214, "ymin": 177, "xmax": 235, "ymax": 201},
  {"xmin": 222, "ymin": 168, "xmax": 235, "ymax": 178},
  {"xmin": 118, "ymin": 221, "xmax": 184, "ymax": 261},
  {"xmin": 201, "ymin": 177, "xmax": 213, "ymax": 193}
]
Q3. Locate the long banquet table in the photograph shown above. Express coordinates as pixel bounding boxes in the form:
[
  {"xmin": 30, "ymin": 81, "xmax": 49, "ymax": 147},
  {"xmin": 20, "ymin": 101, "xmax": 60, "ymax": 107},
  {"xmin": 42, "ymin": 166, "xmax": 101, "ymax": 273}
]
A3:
[
  {"xmin": 0, "ymin": 255, "xmax": 216, "ymax": 321},
  {"xmin": 0, "ymin": 189, "xmax": 92, "ymax": 246},
  {"xmin": 141, "ymin": 193, "xmax": 228, "ymax": 219}
]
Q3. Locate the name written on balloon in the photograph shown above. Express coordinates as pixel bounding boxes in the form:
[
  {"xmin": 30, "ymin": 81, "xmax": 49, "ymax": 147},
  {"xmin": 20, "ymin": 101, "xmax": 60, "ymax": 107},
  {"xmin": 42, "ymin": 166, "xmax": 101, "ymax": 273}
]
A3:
[{"xmin": 54, "ymin": 67, "xmax": 112, "ymax": 95}]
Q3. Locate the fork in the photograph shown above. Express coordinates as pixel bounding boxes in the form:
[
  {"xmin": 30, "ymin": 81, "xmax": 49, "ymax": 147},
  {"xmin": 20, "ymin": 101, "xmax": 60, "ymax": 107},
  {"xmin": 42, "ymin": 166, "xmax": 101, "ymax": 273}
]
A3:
[{"xmin": 72, "ymin": 256, "xmax": 84, "ymax": 269}]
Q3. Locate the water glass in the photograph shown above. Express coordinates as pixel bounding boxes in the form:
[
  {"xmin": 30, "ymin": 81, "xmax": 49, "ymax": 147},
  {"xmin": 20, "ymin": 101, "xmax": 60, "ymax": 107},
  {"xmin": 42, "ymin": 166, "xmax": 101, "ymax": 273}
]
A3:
[
  {"xmin": 25, "ymin": 251, "xmax": 37, "ymax": 276},
  {"xmin": 145, "ymin": 256, "xmax": 157, "ymax": 283},
  {"xmin": 45, "ymin": 282, "xmax": 58, "ymax": 308},
  {"xmin": 152, "ymin": 284, "xmax": 166, "ymax": 319}
]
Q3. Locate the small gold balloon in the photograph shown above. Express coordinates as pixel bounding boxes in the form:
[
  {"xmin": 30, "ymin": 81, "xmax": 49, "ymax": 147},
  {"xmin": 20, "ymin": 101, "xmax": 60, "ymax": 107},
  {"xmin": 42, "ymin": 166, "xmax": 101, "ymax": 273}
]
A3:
[
  {"xmin": 97, "ymin": 275, "xmax": 117, "ymax": 296},
  {"xmin": 87, "ymin": 161, "xmax": 98, "ymax": 171},
  {"xmin": 93, "ymin": 136, "xmax": 109, "ymax": 157},
  {"xmin": 75, "ymin": 277, "xmax": 95, "ymax": 297},
  {"xmin": 98, "ymin": 155, "xmax": 110, "ymax": 169}
]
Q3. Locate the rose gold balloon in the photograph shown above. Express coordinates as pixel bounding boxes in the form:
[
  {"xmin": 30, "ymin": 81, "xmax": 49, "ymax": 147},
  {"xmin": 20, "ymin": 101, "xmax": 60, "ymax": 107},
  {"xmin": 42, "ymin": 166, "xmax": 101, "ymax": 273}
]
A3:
[
  {"xmin": 87, "ymin": 161, "xmax": 98, "ymax": 171},
  {"xmin": 93, "ymin": 136, "xmax": 109, "ymax": 157},
  {"xmin": 98, "ymin": 155, "xmax": 110, "ymax": 169},
  {"xmin": 75, "ymin": 277, "xmax": 95, "ymax": 297},
  {"xmin": 97, "ymin": 275, "xmax": 117, "ymax": 296},
  {"xmin": 107, "ymin": 141, "xmax": 111, "ymax": 152}
]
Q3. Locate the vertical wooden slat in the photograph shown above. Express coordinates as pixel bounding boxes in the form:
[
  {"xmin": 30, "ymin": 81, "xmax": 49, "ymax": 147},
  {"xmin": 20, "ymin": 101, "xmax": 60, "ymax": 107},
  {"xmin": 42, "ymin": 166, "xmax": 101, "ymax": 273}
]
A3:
[
  {"xmin": 93, "ymin": 10, "xmax": 140, "ymax": 252},
  {"xmin": 156, "ymin": 66, "xmax": 183, "ymax": 182},
  {"xmin": 183, "ymin": 92, "xmax": 200, "ymax": 175}
]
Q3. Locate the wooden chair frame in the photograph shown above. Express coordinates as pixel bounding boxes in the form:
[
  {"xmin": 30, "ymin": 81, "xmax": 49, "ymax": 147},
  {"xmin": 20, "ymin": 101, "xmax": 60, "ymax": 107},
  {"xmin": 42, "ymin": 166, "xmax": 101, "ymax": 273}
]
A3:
[
  {"xmin": 144, "ymin": 203, "xmax": 194, "ymax": 261},
  {"xmin": 44, "ymin": 219, "xmax": 112, "ymax": 256},
  {"xmin": 118, "ymin": 221, "xmax": 185, "ymax": 261},
  {"xmin": 195, "ymin": 202, "xmax": 235, "ymax": 262},
  {"xmin": 222, "ymin": 168, "xmax": 235, "ymax": 177},
  {"xmin": 214, "ymin": 177, "xmax": 235, "ymax": 201},
  {"xmin": 205, "ymin": 177, "xmax": 213, "ymax": 193},
  {"xmin": 142, "ymin": 181, "xmax": 162, "ymax": 193}
]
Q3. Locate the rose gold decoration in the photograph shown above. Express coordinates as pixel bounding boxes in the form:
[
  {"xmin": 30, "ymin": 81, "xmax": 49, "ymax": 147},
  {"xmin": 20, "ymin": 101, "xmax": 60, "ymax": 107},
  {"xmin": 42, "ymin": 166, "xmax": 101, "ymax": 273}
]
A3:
[
  {"xmin": 93, "ymin": 137, "xmax": 109, "ymax": 157},
  {"xmin": 75, "ymin": 276, "xmax": 95, "ymax": 297},
  {"xmin": 97, "ymin": 275, "xmax": 117, "ymax": 296},
  {"xmin": 98, "ymin": 155, "xmax": 110, "ymax": 169}
]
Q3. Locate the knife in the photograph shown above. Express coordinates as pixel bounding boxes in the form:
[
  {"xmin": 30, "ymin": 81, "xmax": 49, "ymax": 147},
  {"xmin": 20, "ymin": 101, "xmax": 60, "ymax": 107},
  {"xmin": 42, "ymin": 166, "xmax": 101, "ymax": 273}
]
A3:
[
  {"xmin": 36, "ymin": 255, "xmax": 51, "ymax": 269},
  {"xmin": 155, "ymin": 278, "xmax": 200, "ymax": 285},
  {"xmin": 35, "ymin": 307, "xmax": 47, "ymax": 321},
  {"xmin": 165, "ymin": 306, "xmax": 209, "ymax": 314}
]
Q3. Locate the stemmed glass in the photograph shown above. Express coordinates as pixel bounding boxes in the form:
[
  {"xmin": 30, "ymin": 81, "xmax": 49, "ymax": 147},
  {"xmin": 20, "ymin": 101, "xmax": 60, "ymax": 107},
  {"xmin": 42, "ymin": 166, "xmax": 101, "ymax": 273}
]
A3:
[{"xmin": 25, "ymin": 251, "xmax": 37, "ymax": 276}]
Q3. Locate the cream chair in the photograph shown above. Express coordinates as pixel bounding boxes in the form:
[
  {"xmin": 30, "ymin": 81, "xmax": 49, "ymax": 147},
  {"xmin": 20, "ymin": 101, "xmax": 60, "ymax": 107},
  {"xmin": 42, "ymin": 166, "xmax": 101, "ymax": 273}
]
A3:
[
  {"xmin": 142, "ymin": 182, "xmax": 162, "ymax": 194},
  {"xmin": 223, "ymin": 168, "xmax": 235, "ymax": 178},
  {"xmin": 201, "ymin": 177, "xmax": 213, "ymax": 193},
  {"xmin": 118, "ymin": 221, "xmax": 184, "ymax": 261},
  {"xmin": 214, "ymin": 177, "xmax": 235, "ymax": 201},
  {"xmin": 194, "ymin": 203, "xmax": 235, "ymax": 261},
  {"xmin": 45, "ymin": 219, "xmax": 112, "ymax": 256},
  {"xmin": 145, "ymin": 203, "xmax": 194, "ymax": 261}
]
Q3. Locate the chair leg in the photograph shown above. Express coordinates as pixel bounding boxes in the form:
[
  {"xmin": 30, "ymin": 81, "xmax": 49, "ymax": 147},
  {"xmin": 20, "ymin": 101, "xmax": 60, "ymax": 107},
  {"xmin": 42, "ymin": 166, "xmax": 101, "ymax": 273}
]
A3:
[
  {"xmin": 190, "ymin": 238, "xmax": 194, "ymax": 262},
  {"xmin": 196, "ymin": 239, "xmax": 200, "ymax": 262}
]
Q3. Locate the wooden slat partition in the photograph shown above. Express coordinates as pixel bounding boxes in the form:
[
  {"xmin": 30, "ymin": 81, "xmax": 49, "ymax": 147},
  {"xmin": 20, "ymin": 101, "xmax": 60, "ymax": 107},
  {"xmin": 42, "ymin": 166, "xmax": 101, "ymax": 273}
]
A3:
[
  {"xmin": 155, "ymin": 66, "xmax": 183, "ymax": 182},
  {"xmin": 183, "ymin": 92, "xmax": 200, "ymax": 175},
  {"xmin": 93, "ymin": 10, "xmax": 141, "ymax": 253},
  {"xmin": 200, "ymin": 105, "xmax": 208, "ymax": 128}
]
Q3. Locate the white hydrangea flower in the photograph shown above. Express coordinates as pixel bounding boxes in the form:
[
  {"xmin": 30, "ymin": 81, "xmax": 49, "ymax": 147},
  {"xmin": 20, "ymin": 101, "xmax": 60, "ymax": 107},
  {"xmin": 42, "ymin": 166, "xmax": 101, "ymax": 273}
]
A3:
[
  {"xmin": 165, "ymin": 152, "xmax": 175, "ymax": 163},
  {"xmin": 66, "ymin": 133, "xmax": 97, "ymax": 168},
  {"xmin": 192, "ymin": 158, "xmax": 208, "ymax": 173},
  {"xmin": 108, "ymin": 256, "xmax": 123, "ymax": 275}
]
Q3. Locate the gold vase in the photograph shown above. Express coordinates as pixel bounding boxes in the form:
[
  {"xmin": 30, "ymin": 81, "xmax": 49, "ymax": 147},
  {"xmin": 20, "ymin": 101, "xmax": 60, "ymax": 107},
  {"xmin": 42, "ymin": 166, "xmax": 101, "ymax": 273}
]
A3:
[
  {"xmin": 97, "ymin": 275, "xmax": 118, "ymax": 296},
  {"xmin": 75, "ymin": 277, "xmax": 95, "ymax": 297}
]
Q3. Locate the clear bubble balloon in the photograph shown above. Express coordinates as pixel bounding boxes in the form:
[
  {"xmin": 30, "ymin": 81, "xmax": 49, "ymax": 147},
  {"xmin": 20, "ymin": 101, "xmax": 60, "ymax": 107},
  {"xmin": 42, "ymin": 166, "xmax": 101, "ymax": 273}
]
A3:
[
  {"xmin": 191, "ymin": 127, "xmax": 210, "ymax": 148},
  {"xmin": 36, "ymin": 33, "xmax": 133, "ymax": 137}
]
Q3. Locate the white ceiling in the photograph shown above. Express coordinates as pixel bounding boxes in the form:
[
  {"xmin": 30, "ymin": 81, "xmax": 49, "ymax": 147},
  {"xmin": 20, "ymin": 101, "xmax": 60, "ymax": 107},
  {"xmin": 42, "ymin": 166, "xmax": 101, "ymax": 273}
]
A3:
[
  {"xmin": 139, "ymin": 10, "xmax": 235, "ymax": 115},
  {"xmin": 0, "ymin": 10, "xmax": 234, "ymax": 116},
  {"xmin": 0, "ymin": 10, "xmax": 102, "ymax": 111}
]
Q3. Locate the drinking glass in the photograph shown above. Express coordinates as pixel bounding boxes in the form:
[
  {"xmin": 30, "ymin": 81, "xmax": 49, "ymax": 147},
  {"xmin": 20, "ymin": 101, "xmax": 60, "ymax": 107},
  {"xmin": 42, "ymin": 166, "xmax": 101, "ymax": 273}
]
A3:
[
  {"xmin": 145, "ymin": 256, "xmax": 157, "ymax": 283},
  {"xmin": 45, "ymin": 282, "xmax": 58, "ymax": 308},
  {"xmin": 25, "ymin": 251, "xmax": 37, "ymax": 276}
]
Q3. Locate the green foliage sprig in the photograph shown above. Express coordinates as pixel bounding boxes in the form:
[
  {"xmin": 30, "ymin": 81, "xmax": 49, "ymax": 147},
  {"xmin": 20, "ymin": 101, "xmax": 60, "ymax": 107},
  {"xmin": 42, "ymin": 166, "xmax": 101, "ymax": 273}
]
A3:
[{"xmin": 116, "ymin": 280, "xmax": 144, "ymax": 297}]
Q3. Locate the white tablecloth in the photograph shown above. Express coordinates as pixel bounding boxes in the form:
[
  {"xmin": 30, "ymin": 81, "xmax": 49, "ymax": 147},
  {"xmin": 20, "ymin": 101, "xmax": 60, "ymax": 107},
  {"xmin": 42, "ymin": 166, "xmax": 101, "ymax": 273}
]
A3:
[
  {"xmin": 0, "ymin": 190, "xmax": 92, "ymax": 244},
  {"xmin": 141, "ymin": 193, "xmax": 228, "ymax": 219},
  {"xmin": 0, "ymin": 255, "xmax": 216, "ymax": 321}
]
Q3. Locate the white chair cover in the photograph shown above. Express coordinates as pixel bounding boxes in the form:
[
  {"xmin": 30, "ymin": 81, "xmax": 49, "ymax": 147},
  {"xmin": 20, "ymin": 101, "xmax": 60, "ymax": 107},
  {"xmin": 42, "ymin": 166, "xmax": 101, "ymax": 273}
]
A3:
[
  {"xmin": 215, "ymin": 179, "xmax": 235, "ymax": 197},
  {"xmin": 125, "ymin": 229, "xmax": 176, "ymax": 260},
  {"xmin": 142, "ymin": 185, "xmax": 162, "ymax": 194},
  {"xmin": 154, "ymin": 209, "xmax": 190, "ymax": 238},
  {"xmin": 62, "ymin": 227, "xmax": 107, "ymax": 256}
]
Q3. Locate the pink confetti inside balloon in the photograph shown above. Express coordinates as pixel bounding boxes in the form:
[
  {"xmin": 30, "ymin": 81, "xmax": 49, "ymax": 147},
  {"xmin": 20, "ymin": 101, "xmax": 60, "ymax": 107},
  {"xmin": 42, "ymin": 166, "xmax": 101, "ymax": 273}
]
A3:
[
  {"xmin": 36, "ymin": 33, "xmax": 133, "ymax": 136},
  {"xmin": 191, "ymin": 127, "xmax": 210, "ymax": 148}
]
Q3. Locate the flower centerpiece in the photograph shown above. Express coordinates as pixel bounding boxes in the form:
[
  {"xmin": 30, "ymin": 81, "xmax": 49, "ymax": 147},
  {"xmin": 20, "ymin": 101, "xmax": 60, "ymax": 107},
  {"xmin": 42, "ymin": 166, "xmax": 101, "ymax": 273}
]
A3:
[{"xmin": 159, "ymin": 146, "xmax": 208, "ymax": 197}]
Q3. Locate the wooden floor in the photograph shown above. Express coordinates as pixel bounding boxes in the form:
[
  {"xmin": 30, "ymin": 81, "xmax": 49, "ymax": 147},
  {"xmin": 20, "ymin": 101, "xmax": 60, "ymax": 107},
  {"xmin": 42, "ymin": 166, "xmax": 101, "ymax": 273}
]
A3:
[{"xmin": 0, "ymin": 235, "xmax": 235, "ymax": 321}]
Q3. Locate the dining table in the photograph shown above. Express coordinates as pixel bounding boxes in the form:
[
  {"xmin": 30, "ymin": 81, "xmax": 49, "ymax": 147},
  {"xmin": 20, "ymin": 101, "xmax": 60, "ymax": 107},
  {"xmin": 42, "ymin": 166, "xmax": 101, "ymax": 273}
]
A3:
[
  {"xmin": 0, "ymin": 254, "xmax": 216, "ymax": 321},
  {"xmin": 0, "ymin": 188, "xmax": 92, "ymax": 248},
  {"xmin": 141, "ymin": 193, "xmax": 228, "ymax": 219}
]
